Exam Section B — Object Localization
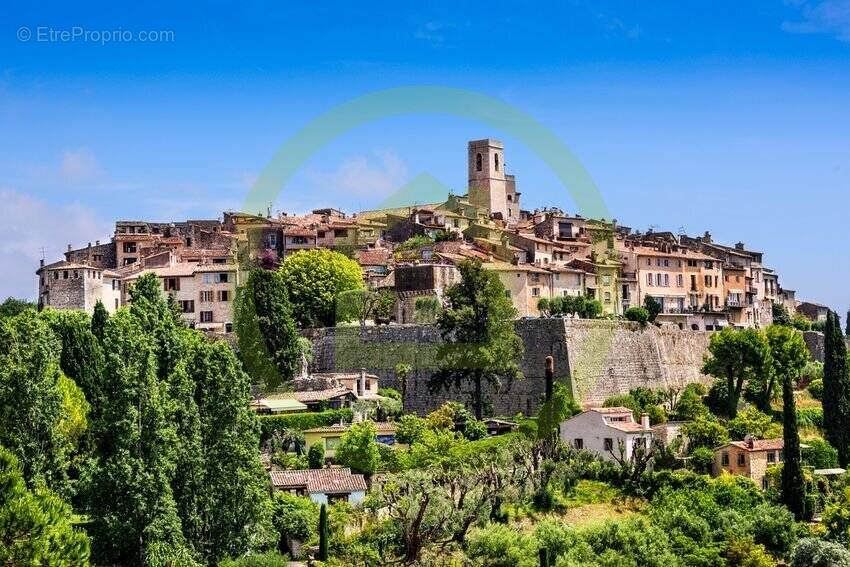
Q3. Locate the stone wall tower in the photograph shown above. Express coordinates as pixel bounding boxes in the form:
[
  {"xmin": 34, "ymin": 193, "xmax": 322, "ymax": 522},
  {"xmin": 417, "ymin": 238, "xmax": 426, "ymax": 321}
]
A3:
[{"xmin": 467, "ymin": 139, "xmax": 519, "ymax": 223}]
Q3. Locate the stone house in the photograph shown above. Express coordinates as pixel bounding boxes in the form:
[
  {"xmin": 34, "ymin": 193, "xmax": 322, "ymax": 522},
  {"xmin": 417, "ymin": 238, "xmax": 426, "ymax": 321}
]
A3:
[
  {"xmin": 798, "ymin": 301, "xmax": 830, "ymax": 323},
  {"xmin": 559, "ymin": 407, "xmax": 654, "ymax": 463},
  {"xmin": 270, "ymin": 468, "xmax": 367, "ymax": 505},
  {"xmin": 37, "ymin": 260, "xmax": 122, "ymax": 314},
  {"xmin": 713, "ymin": 437, "xmax": 785, "ymax": 489}
]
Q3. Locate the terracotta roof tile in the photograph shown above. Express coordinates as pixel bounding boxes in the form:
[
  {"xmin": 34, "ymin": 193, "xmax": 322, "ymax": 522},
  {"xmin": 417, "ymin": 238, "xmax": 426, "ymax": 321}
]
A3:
[{"xmin": 270, "ymin": 468, "xmax": 367, "ymax": 494}]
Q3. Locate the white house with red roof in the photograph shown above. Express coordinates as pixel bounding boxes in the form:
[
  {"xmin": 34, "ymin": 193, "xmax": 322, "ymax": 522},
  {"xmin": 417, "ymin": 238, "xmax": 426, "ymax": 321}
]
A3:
[{"xmin": 559, "ymin": 407, "xmax": 654, "ymax": 463}]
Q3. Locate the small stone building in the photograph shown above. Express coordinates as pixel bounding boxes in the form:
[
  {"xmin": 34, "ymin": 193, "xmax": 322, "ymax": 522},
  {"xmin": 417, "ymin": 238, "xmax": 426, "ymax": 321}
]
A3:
[{"xmin": 713, "ymin": 437, "xmax": 785, "ymax": 489}]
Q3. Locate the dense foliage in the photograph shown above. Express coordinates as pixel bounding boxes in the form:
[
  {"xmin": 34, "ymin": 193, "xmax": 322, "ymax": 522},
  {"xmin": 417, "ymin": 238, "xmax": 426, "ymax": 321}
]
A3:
[
  {"xmin": 279, "ymin": 249, "xmax": 364, "ymax": 328},
  {"xmin": 431, "ymin": 259, "xmax": 524, "ymax": 419}
]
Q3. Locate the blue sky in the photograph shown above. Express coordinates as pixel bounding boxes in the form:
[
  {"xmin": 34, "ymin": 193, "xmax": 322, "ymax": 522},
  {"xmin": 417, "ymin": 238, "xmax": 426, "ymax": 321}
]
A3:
[{"xmin": 1, "ymin": 1, "xmax": 849, "ymax": 310}]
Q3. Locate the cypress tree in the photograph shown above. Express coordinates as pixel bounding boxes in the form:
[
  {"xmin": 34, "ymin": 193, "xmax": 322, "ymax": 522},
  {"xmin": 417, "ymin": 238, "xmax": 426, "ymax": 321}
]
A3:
[
  {"xmin": 91, "ymin": 299, "xmax": 109, "ymax": 342},
  {"xmin": 846, "ymin": 308, "xmax": 850, "ymax": 337},
  {"xmin": 765, "ymin": 325, "xmax": 809, "ymax": 520},
  {"xmin": 823, "ymin": 311, "xmax": 850, "ymax": 466},
  {"xmin": 318, "ymin": 503, "xmax": 329, "ymax": 561}
]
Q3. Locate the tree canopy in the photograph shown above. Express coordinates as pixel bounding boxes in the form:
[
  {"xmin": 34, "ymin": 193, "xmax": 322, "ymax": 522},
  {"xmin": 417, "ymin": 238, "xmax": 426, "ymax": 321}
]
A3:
[
  {"xmin": 279, "ymin": 249, "xmax": 364, "ymax": 328},
  {"xmin": 430, "ymin": 259, "xmax": 523, "ymax": 420}
]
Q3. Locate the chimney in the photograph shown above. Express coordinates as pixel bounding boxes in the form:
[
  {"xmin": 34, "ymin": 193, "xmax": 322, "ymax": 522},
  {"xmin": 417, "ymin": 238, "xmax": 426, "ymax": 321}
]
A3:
[
  {"xmin": 95, "ymin": 240, "xmax": 100, "ymax": 246},
  {"xmin": 87, "ymin": 242, "xmax": 91, "ymax": 248},
  {"xmin": 67, "ymin": 244, "xmax": 72, "ymax": 252},
  {"xmin": 358, "ymin": 368, "xmax": 366, "ymax": 397},
  {"xmin": 735, "ymin": 242, "xmax": 745, "ymax": 251},
  {"xmin": 640, "ymin": 412, "xmax": 650, "ymax": 430},
  {"xmin": 40, "ymin": 258, "xmax": 44, "ymax": 268},
  {"xmin": 703, "ymin": 231, "xmax": 711, "ymax": 243}
]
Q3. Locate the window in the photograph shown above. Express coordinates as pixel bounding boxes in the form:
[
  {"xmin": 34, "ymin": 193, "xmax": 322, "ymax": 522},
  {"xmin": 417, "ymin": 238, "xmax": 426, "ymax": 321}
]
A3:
[
  {"xmin": 179, "ymin": 300, "xmax": 195, "ymax": 313},
  {"xmin": 646, "ymin": 273, "xmax": 653, "ymax": 286},
  {"xmin": 663, "ymin": 258, "xmax": 669, "ymax": 267},
  {"xmin": 737, "ymin": 453, "xmax": 745, "ymax": 466},
  {"xmin": 165, "ymin": 277, "xmax": 180, "ymax": 291},
  {"xmin": 453, "ymin": 219, "xmax": 459, "ymax": 228},
  {"xmin": 268, "ymin": 233, "xmax": 277, "ymax": 247},
  {"xmin": 646, "ymin": 258, "xmax": 651, "ymax": 266},
  {"xmin": 604, "ymin": 291, "xmax": 611, "ymax": 303},
  {"xmin": 225, "ymin": 322, "xmax": 233, "ymax": 333},
  {"xmin": 200, "ymin": 290, "xmax": 213, "ymax": 302},
  {"xmin": 604, "ymin": 438, "xmax": 613, "ymax": 451},
  {"xmin": 687, "ymin": 259, "xmax": 697, "ymax": 267},
  {"xmin": 494, "ymin": 153, "xmax": 500, "ymax": 171},
  {"xmin": 602, "ymin": 275, "xmax": 611, "ymax": 285},
  {"xmin": 334, "ymin": 229, "xmax": 348, "ymax": 238},
  {"xmin": 704, "ymin": 275, "xmax": 712, "ymax": 287},
  {"xmin": 721, "ymin": 452, "xmax": 730, "ymax": 466},
  {"xmin": 704, "ymin": 261, "xmax": 714, "ymax": 269},
  {"xmin": 573, "ymin": 438, "xmax": 584, "ymax": 450},
  {"xmin": 73, "ymin": 270, "xmax": 79, "ymax": 279},
  {"xmin": 476, "ymin": 153, "xmax": 482, "ymax": 171},
  {"xmin": 663, "ymin": 274, "xmax": 670, "ymax": 287},
  {"xmin": 676, "ymin": 274, "xmax": 683, "ymax": 287},
  {"xmin": 656, "ymin": 258, "xmax": 661, "ymax": 267},
  {"xmin": 200, "ymin": 311, "xmax": 213, "ymax": 323},
  {"xmin": 123, "ymin": 242, "xmax": 137, "ymax": 253},
  {"xmin": 767, "ymin": 451, "xmax": 776, "ymax": 463},
  {"xmin": 215, "ymin": 273, "xmax": 229, "ymax": 284},
  {"xmin": 504, "ymin": 289, "xmax": 511, "ymax": 298},
  {"xmin": 218, "ymin": 290, "xmax": 230, "ymax": 302},
  {"xmin": 63, "ymin": 270, "xmax": 69, "ymax": 279},
  {"xmin": 633, "ymin": 437, "xmax": 647, "ymax": 450},
  {"xmin": 532, "ymin": 287, "xmax": 541, "ymax": 297}
]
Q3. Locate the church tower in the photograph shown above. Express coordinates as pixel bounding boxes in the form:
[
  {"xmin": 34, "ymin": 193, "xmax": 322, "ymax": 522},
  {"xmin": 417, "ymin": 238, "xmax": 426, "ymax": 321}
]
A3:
[{"xmin": 467, "ymin": 139, "xmax": 519, "ymax": 222}]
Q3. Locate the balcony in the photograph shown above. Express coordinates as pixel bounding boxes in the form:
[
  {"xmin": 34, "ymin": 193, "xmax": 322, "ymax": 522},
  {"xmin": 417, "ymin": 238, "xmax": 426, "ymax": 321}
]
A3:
[
  {"xmin": 747, "ymin": 286, "xmax": 758, "ymax": 295},
  {"xmin": 726, "ymin": 299, "xmax": 743, "ymax": 308}
]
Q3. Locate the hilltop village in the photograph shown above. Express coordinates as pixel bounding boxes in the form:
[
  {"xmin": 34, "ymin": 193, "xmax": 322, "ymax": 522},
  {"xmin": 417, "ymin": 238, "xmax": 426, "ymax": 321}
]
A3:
[{"xmin": 37, "ymin": 138, "xmax": 822, "ymax": 332}]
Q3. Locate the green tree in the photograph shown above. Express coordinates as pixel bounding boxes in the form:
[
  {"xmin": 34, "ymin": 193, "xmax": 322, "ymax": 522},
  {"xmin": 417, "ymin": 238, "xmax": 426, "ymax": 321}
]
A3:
[
  {"xmin": 0, "ymin": 311, "xmax": 69, "ymax": 494},
  {"xmin": 42, "ymin": 309, "xmax": 105, "ymax": 427},
  {"xmin": 0, "ymin": 446, "xmax": 90, "ymax": 565},
  {"xmin": 234, "ymin": 268, "xmax": 301, "ymax": 389},
  {"xmin": 643, "ymin": 295, "xmax": 662, "ymax": 322},
  {"xmin": 81, "ymin": 309, "xmax": 192, "ymax": 565},
  {"xmin": 772, "ymin": 303, "xmax": 792, "ymax": 326},
  {"xmin": 395, "ymin": 363, "xmax": 412, "ymax": 411},
  {"xmin": 624, "ymin": 306, "xmax": 650, "ymax": 325},
  {"xmin": 413, "ymin": 295, "xmax": 441, "ymax": 324},
  {"xmin": 765, "ymin": 325, "xmax": 809, "ymax": 519},
  {"xmin": 335, "ymin": 421, "xmax": 380, "ymax": 477},
  {"xmin": 702, "ymin": 327, "xmax": 771, "ymax": 418},
  {"xmin": 308, "ymin": 443, "xmax": 324, "ymax": 469},
  {"xmin": 0, "ymin": 297, "xmax": 35, "ymax": 318},
  {"xmin": 823, "ymin": 310, "xmax": 850, "ymax": 466},
  {"xmin": 175, "ymin": 339, "xmax": 274, "ymax": 563},
  {"xmin": 91, "ymin": 299, "xmax": 109, "ymax": 342},
  {"xmin": 682, "ymin": 415, "xmax": 729, "ymax": 450},
  {"xmin": 272, "ymin": 493, "xmax": 317, "ymax": 555},
  {"xmin": 430, "ymin": 259, "xmax": 524, "ymax": 420},
  {"xmin": 847, "ymin": 308, "xmax": 850, "ymax": 337},
  {"xmin": 279, "ymin": 249, "xmax": 364, "ymax": 328},
  {"xmin": 318, "ymin": 503, "xmax": 329, "ymax": 562}
]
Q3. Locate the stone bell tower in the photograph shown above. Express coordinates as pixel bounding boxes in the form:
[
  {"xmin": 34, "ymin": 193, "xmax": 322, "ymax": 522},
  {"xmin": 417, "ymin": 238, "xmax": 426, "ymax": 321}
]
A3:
[{"xmin": 467, "ymin": 139, "xmax": 519, "ymax": 223}]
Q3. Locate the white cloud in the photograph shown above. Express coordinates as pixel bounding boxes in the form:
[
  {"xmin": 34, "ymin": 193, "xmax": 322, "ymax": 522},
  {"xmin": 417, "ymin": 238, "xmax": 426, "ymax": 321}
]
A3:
[
  {"xmin": 782, "ymin": 0, "xmax": 850, "ymax": 41},
  {"xmin": 306, "ymin": 151, "xmax": 408, "ymax": 200},
  {"xmin": 0, "ymin": 188, "xmax": 110, "ymax": 300},
  {"xmin": 60, "ymin": 147, "xmax": 102, "ymax": 183}
]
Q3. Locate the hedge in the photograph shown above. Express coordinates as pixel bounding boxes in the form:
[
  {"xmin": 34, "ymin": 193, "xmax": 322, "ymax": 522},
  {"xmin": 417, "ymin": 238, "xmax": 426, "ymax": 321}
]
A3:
[{"xmin": 258, "ymin": 409, "xmax": 353, "ymax": 440}]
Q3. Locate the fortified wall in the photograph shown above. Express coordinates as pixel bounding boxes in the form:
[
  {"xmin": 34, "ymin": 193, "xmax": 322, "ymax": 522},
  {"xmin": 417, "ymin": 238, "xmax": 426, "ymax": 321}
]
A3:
[{"xmin": 306, "ymin": 319, "xmax": 714, "ymax": 415}]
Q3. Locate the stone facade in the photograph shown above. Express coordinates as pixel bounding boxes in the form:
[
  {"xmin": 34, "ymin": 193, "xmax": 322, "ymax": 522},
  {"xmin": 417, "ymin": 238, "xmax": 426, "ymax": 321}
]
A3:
[{"xmin": 306, "ymin": 318, "xmax": 713, "ymax": 415}]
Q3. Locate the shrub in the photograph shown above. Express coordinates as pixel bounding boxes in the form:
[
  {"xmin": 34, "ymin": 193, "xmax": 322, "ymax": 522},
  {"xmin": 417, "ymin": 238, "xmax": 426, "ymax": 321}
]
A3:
[
  {"xmin": 466, "ymin": 523, "xmax": 537, "ymax": 567},
  {"xmin": 395, "ymin": 414, "xmax": 426, "ymax": 445},
  {"xmin": 689, "ymin": 446, "xmax": 715, "ymax": 474},
  {"xmin": 803, "ymin": 438, "xmax": 838, "ymax": 469},
  {"xmin": 796, "ymin": 407, "xmax": 823, "ymax": 429},
  {"xmin": 307, "ymin": 443, "xmax": 324, "ymax": 469},
  {"xmin": 790, "ymin": 537, "xmax": 850, "ymax": 567},
  {"xmin": 220, "ymin": 553, "xmax": 290, "ymax": 567},
  {"xmin": 728, "ymin": 407, "xmax": 781, "ymax": 440},
  {"xmin": 624, "ymin": 306, "xmax": 650, "ymax": 325},
  {"xmin": 808, "ymin": 378, "xmax": 824, "ymax": 401}
]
